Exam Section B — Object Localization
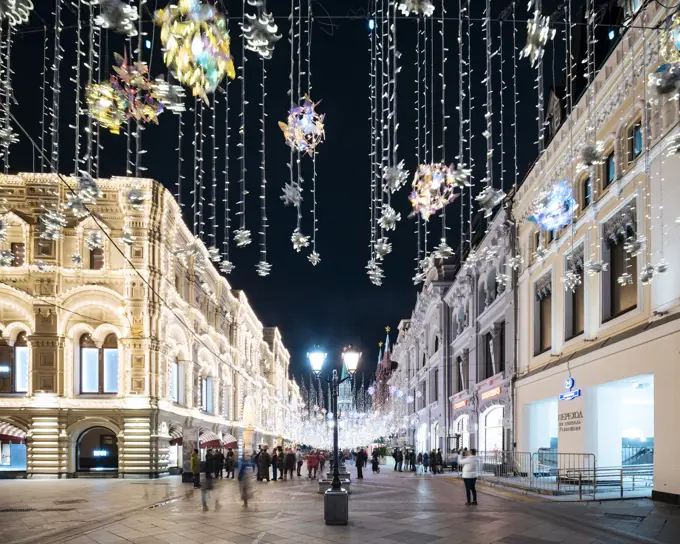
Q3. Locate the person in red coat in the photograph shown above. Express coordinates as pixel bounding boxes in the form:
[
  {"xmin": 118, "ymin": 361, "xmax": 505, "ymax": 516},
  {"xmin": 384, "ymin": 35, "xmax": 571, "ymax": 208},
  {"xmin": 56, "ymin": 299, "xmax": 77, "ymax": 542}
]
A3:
[{"xmin": 306, "ymin": 449, "xmax": 320, "ymax": 479}]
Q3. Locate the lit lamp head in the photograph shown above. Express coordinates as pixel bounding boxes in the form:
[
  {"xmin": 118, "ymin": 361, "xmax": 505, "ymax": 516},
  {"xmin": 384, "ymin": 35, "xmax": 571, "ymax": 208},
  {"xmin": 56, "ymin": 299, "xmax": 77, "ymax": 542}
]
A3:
[
  {"xmin": 307, "ymin": 349, "xmax": 327, "ymax": 375},
  {"xmin": 342, "ymin": 345, "xmax": 361, "ymax": 376}
]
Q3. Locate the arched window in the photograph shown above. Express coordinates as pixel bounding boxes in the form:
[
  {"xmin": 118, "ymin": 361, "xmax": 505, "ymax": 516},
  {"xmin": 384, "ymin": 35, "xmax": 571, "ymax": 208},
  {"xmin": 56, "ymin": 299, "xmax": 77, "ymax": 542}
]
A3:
[
  {"xmin": 80, "ymin": 333, "xmax": 119, "ymax": 394},
  {"xmin": 201, "ymin": 376, "xmax": 213, "ymax": 413},
  {"xmin": 0, "ymin": 331, "xmax": 29, "ymax": 394}
]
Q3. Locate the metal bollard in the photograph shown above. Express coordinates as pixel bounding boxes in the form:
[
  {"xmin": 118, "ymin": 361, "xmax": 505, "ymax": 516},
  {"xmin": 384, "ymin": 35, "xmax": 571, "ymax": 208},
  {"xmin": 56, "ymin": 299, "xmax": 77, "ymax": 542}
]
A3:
[
  {"xmin": 620, "ymin": 468, "xmax": 624, "ymax": 498},
  {"xmin": 579, "ymin": 472, "xmax": 582, "ymax": 501}
]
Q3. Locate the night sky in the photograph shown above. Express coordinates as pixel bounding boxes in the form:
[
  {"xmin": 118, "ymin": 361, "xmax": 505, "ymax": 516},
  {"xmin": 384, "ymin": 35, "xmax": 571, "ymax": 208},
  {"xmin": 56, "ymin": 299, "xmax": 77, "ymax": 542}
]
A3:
[{"xmin": 7, "ymin": 0, "xmax": 622, "ymax": 379}]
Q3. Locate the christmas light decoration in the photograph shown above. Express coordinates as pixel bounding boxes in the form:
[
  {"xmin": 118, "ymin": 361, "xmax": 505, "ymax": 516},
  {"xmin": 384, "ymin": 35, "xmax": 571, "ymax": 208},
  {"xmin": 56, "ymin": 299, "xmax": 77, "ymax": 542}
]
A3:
[
  {"xmin": 432, "ymin": 239, "xmax": 454, "ymax": 260},
  {"xmin": 93, "ymin": 0, "xmax": 138, "ymax": 36},
  {"xmin": 234, "ymin": 228, "xmax": 251, "ymax": 247},
  {"xmin": 86, "ymin": 82, "xmax": 126, "ymax": 135},
  {"xmin": 308, "ymin": 251, "xmax": 320, "ymax": 266},
  {"xmin": 0, "ymin": 0, "xmax": 33, "ymax": 26},
  {"xmin": 409, "ymin": 163, "xmax": 460, "ymax": 220},
  {"xmin": 110, "ymin": 52, "xmax": 164, "ymax": 125},
  {"xmin": 397, "ymin": 0, "xmax": 434, "ymax": 17},
  {"xmin": 382, "ymin": 161, "xmax": 409, "ymax": 194},
  {"xmin": 374, "ymin": 237, "xmax": 392, "ymax": 260},
  {"xmin": 291, "ymin": 230, "xmax": 310, "ymax": 252},
  {"xmin": 0, "ymin": 249, "xmax": 14, "ymax": 266},
  {"xmin": 280, "ymin": 181, "xmax": 303, "ymax": 207},
  {"xmin": 255, "ymin": 260, "xmax": 272, "ymax": 277},
  {"xmin": 126, "ymin": 186, "xmax": 146, "ymax": 210},
  {"xmin": 528, "ymin": 181, "xmax": 578, "ymax": 231},
  {"xmin": 585, "ymin": 259, "xmax": 608, "ymax": 275},
  {"xmin": 153, "ymin": 75, "xmax": 187, "ymax": 113},
  {"xmin": 39, "ymin": 209, "xmax": 67, "ymax": 240},
  {"xmin": 85, "ymin": 231, "xmax": 103, "ymax": 250},
  {"xmin": 624, "ymin": 234, "xmax": 646, "ymax": 257},
  {"xmin": 378, "ymin": 204, "xmax": 400, "ymax": 231},
  {"xmin": 476, "ymin": 186, "xmax": 506, "ymax": 218},
  {"xmin": 278, "ymin": 94, "xmax": 325, "ymax": 156},
  {"xmin": 520, "ymin": 3, "xmax": 555, "ymax": 68},
  {"xmin": 154, "ymin": 0, "xmax": 236, "ymax": 104},
  {"xmin": 648, "ymin": 63, "xmax": 680, "ymax": 98},
  {"xmin": 242, "ymin": 1, "xmax": 281, "ymax": 60}
]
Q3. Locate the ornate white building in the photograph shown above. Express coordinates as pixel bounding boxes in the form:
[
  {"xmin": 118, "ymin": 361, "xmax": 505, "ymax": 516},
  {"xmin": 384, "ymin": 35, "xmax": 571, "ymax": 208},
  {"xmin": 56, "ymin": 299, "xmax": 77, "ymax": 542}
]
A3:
[{"xmin": 0, "ymin": 173, "xmax": 300, "ymax": 478}]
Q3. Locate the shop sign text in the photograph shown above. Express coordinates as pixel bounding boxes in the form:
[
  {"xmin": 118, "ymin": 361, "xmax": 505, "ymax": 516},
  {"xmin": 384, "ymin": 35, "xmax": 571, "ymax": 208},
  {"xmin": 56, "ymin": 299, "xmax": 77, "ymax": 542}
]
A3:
[
  {"xmin": 453, "ymin": 399, "xmax": 467, "ymax": 409},
  {"xmin": 481, "ymin": 387, "xmax": 501, "ymax": 400},
  {"xmin": 559, "ymin": 411, "xmax": 583, "ymax": 433}
]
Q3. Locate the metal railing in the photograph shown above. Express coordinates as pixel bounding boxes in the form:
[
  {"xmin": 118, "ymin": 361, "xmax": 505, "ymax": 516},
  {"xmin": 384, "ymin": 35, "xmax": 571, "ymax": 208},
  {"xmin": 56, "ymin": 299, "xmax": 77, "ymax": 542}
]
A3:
[
  {"xmin": 622, "ymin": 446, "xmax": 654, "ymax": 466},
  {"xmin": 471, "ymin": 451, "xmax": 653, "ymax": 500}
]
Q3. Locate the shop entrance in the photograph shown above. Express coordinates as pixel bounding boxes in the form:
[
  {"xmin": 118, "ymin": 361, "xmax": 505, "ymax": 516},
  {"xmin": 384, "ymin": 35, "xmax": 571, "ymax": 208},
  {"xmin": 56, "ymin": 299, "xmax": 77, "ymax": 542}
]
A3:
[
  {"xmin": 454, "ymin": 415, "xmax": 470, "ymax": 450},
  {"xmin": 587, "ymin": 374, "xmax": 654, "ymax": 468},
  {"xmin": 525, "ymin": 398, "xmax": 558, "ymax": 469},
  {"xmin": 0, "ymin": 422, "xmax": 26, "ymax": 472},
  {"xmin": 480, "ymin": 406, "xmax": 504, "ymax": 453},
  {"xmin": 77, "ymin": 427, "xmax": 118, "ymax": 473}
]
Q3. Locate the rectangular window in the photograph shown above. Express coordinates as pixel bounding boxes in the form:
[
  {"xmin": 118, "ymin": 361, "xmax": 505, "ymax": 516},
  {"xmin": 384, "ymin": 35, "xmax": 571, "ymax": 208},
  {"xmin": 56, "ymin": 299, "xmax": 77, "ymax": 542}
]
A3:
[
  {"xmin": 201, "ymin": 378, "xmax": 207, "ymax": 411},
  {"xmin": 103, "ymin": 348, "xmax": 119, "ymax": 393},
  {"xmin": 540, "ymin": 295, "xmax": 552, "ymax": 353},
  {"xmin": 498, "ymin": 322, "xmax": 506, "ymax": 374},
  {"xmin": 170, "ymin": 360, "xmax": 179, "ymax": 402},
  {"xmin": 14, "ymin": 346, "xmax": 28, "ymax": 393},
  {"xmin": 81, "ymin": 347, "xmax": 100, "ymax": 393},
  {"xmin": 90, "ymin": 248, "xmax": 104, "ymax": 270},
  {"xmin": 582, "ymin": 177, "xmax": 592, "ymax": 209},
  {"xmin": 610, "ymin": 242, "xmax": 638, "ymax": 318},
  {"xmin": 0, "ymin": 344, "xmax": 11, "ymax": 393},
  {"xmin": 36, "ymin": 240, "xmax": 53, "ymax": 257},
  {"xmin": 534, "ymin": 231, "xmax": 540, "ymax": 252},
  {"xmin": 605, "ymin": 152, "xmax": 615, "ymax": 187},
  {"xmin": 433, "ymin": 369, "xmax": 439, "ymax": 402},
  {"xmin": 10, "ymin": 243, "xmax": 25, "ymax": 267},
  {"xmin": 484, "ymin": 332, "xmax": 494, "ymax": 379},
  {"xmin": 547, "ymin": 230, "xmax": 555, "ymax": 245},
  {"xmin": 629, "ymin": 122, "xmax": 642, "ymax": 161}
]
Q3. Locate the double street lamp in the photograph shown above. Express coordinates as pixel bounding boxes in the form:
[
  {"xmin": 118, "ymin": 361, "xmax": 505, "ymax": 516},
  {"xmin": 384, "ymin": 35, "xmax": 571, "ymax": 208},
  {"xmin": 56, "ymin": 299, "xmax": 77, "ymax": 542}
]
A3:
[{"xmin": 308, "ymin": 345, "xmax": 361, "ymax": 525}]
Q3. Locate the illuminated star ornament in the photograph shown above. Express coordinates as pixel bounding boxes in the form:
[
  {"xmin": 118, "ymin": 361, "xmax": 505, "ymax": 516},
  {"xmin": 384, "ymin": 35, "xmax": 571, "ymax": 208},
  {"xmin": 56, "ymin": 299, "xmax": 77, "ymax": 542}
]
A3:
[
  {"xmin": 409, "ymin": 163, "xmax": 460, "ymax": 220},
  {"xmin": 528, "ymin": 181, "xmax": 578, "ymax": 231},
  {"xmin": 279, "ymin": 95, "xmax": 325, "ymax": 156},
  {"xmin": 308, "ymin": 251, "xmax": 321, "ymax": 266},
  {"xmin": 397, "ymin": 0, "xmax": 435, "ymax": 17},
  {"xmin": 378, "ymin": 205, "xmax": 401, "ymax": 231},
  {"xmin": 475, "ymin": 186, "xmax": 506, "ymax": 218},
  {"xmin": 280, "ymin": 181, "xmax": 303, "ymax": 207},
  {"xmin": 291, "ymin": 230, "xmax": 310, "ymax": 252},
  {"xmin": 382, "ymin": 161, "xmax": 409, "ymax": 194},
  {"xmin": 92, "ymin": 0, "xmax": 139, "ymax": 36},
  {"xmin": 241, "ymin": 1, "xmax": 281, "ymax": 60},
  {"xmin": 520, "ymin": 2, "xmax": 556, "ymax": 68},
  {"xmin": 234, "ymin": 228, "xmax": 252, "ymax": 247},
  {"xmin": 154, "ymin": 0, "xmax": 236, "ymax": 104},
  {"xmin": 0, "ymin": 0, "xmax": 34, "ymax": 26}
]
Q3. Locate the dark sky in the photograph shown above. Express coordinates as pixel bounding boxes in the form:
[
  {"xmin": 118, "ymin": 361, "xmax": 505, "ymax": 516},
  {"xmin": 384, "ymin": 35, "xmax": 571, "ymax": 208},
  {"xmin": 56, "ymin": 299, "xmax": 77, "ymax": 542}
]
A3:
[{"xmin": 8, "ymin": 0, "xmax": 621, "ymax": 380}]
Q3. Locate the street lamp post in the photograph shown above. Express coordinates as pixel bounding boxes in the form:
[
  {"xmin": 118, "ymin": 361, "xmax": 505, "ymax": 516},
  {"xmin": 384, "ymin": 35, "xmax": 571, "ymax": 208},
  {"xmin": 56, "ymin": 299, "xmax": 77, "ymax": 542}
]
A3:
[{"xmin": 308, "ymin": 345, "xmax": 361, "ymax": 525}]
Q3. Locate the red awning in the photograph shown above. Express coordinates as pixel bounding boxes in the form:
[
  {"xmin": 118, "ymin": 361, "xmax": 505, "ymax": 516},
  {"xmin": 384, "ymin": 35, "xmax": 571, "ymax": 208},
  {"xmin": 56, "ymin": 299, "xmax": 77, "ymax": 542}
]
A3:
[
  {"xmin": 169, "ymin": 437, "xmax": 183, "ymax": 446},
  {"xmin": 0, "ymin": 423, "xmax": 25, "ymax": 445},
  {"xmin": 0, "ymin": 433, "xmax": 25, "ymax": 444}
]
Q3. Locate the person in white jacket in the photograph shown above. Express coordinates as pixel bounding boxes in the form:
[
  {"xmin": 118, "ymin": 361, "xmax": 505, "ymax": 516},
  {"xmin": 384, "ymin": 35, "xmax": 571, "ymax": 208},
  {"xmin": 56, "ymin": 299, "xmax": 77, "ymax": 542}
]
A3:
[{"xmin": 458, "ymin": 449, "xmax": 478, "ymax": 505}]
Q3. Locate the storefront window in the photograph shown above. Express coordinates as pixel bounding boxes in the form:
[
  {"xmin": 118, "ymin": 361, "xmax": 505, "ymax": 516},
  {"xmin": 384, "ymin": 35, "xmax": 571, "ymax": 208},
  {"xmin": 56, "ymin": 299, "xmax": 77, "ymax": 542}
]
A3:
[
  {"xmin": 455, "ymin": 415, "xmax": 470, "ymax": 450},
  {"xmin": 482, "ymin": 407, "xmax": 504, "ymax": 453},
  {"xmin": 0, "ymin": 332, "xmax": 29, "ymax": 394},
  {"xmin": 80, "ymin": 333, "xmax": 119, "ymax": 394}
]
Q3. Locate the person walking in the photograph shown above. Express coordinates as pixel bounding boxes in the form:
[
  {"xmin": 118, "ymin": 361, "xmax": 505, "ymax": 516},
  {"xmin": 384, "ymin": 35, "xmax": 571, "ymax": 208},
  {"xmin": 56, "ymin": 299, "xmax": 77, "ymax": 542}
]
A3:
[
  {"xmin": 214, "ymin": 449, "xmax": 224, "ymax": 479},
  {"xmin": 423, "ymin": 451, "xmax": 430, "ymax": 473},
  {"xmin": 257, "ymin": 445, "xmax": 271, "ymax": 482},
  {"xmin": 397, "ymin": 448, "xmax": 404, "ymax": 472},
  {"xmin": 393, "ymin": 447, "xmax": 399, "ymax": 471},
  {"xmin": 319, "ymin": 450, "xmax": 326, "ymax": 473},
  {"xmin": 225, "ymin": 447, "xmax": 235, "ymax": 479},
  {"xmin": 202, "ymin": 449, "xmax": 215, "ymax": 511},
  {"xmin": 238, "ymin": 462, "xmax": 251, "ymax": 508},
  {"xmin": 410, "ymin": 450, "xmax": 416, "ymax": 471},
  {"xmin": 371, "ymin": 449, "xmax": 380, "ymax": 473},
  {"xmin": 190, "ymin": 448, "xmax": 201, "ymax": 488},
  {"xmin": 435, "ymin": 449, "xmax": 443, "ymax": 474},
  {"xmin": 307, "ymin": 449, "xmax": 319, "ymax": 479},
  {"xmin": 252, "ymin": 446, "xmax": 261, "ymax": 473},
  {"xmin": 285, "ymin": 448, "xmax": 296, "ymax": 480},
  {"xmin": 271, "ymin": 447, "xmax": 279, "ymax": 481},
  {"xmin": 459, "ymin": 449, "xmax": 478, "ymax": 505},
  {"xmin": 277, "ymin": 446, "xmax": 285, "ymax": 480},
  {"xmin": 429, "ymin": 450, "xmax": 437, "ymax": 474},
  {"xmin": 296, "ymin": 448, "xmax": 303, "ymax": 477},
  {"xmin": 355, "ymin": 448, "xmax": 364, "ymax": 479},
  {"xmin": 451, "ymin": 449, "xmax": 459, "ymax": 472}
]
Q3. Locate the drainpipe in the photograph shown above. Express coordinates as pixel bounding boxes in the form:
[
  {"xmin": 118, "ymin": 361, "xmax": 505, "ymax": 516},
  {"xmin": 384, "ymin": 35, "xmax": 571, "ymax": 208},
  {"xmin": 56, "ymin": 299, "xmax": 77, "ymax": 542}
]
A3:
[{"xmin": 509, "ymin": 205, "xmax": 519, "ymax": 453}]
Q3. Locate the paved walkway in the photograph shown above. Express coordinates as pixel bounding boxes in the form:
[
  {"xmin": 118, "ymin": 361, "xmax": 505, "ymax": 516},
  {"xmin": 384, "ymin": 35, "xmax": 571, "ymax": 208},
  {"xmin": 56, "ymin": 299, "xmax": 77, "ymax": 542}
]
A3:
[{"xmin": 0, "ymin": 468, "xmax": 677, "ymax": 544}]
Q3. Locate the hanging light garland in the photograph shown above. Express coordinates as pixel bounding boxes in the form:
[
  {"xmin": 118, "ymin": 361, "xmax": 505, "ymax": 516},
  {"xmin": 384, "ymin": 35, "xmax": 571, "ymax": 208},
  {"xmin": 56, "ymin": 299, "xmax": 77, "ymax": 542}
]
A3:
[
  {"xmin": 92, "ymin": 0, "xmax": 138, "ymax": 35},
  {"xmin": 154, "ymin": 0, "xmax": 236, "ymax": 104},
  {"xmin": 519, "ymin": 0, "xmax": 555, "ymax": 68},
  {"xmin": 0, "ymin": 0, "xmax": 33, "ymax": 26},
  {"xmin": 242, "ymin": 0, "xmax": 281, "ymax": 60},
  {"xmin": 397, "ymin": 1, "xmax": 434, "ymax": 17},
  {"xmin": 234, "ymin": 0, "xmax": 250, "ymax": 248}
]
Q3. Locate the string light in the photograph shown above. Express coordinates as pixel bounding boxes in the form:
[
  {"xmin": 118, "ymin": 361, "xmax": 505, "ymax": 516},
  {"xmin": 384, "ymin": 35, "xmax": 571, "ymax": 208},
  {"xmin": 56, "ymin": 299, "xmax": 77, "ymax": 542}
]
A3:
[
  {"xmin": 50, "ymin": 1, "xmax": 63, "ymax": 174},
  {"xmin": 220, "ymin": 81, "xmax": 234, "ymax": 274},
  {"xmin": 235, "ymin": 0, "xmax": 251, "ymax": 248},
  {"xmin": 256, "ymin": 53, "xmax": 270, "ymax": 276}
]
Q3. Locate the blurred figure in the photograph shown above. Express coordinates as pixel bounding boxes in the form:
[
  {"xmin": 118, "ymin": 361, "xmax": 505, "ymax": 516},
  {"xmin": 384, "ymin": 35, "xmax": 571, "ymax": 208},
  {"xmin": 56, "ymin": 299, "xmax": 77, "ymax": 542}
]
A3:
[
  {"xmin": 296, "ymin": 448, "xmax": 303, "ymax": 477},
  {"xmin": 307, "ymin": 449, "xmax": 319, "ymax": 479},
  {"xmin": 371, "ymin": 449, "xmax": 380, "ymax": 473},
  {"xmin": 451, "ymin": 449, "xmax": 459, "ymax": 472},
  {"xmin": 238, "ymin": 462, "xmax": 251, "ymax": 508},
  {"xmin": 285, "ymin": 448, "xmax": 296, "ymax": 480},
  {"xmin": 215, "ymin": 448, "xmax": 224, "ymax": 479},
  {"xmin": 277, "ymin": 446, "xmax": 285, "ymax": 480},
  {"xmin": 191, "ymin": 448, "xmax": 201, "ymax": 488},
  {"xmin": 423, "ymin": 451, "xmax": 430, "ymax": 473},
  {"xmin": 271, "ymin": 447, "xmax": 279, "ymax": 481},
  {"xmin": 355, "ymin": 448, "xmax": 365, "ymax": 479},
  {"xmin": 257, "ymin": 445, "xmax": 271, "ymax": 482},
  {"xmin": 225, "ymin": 447, "xmax": 235, "ymax": 479},
  {"xmin": 202, "ymin": 449, "xmax": 215, "ymax": 511},
  {"xmin": 435, "ymin": 448, "xmax": 443, "ymax": 474},
  {"xmin": 317, "ymin": 450, "xmax": 325, "ymax": 474},
  {"xmin": 410, "ymin": 450, "xmax": 416, "ymax": 471}
]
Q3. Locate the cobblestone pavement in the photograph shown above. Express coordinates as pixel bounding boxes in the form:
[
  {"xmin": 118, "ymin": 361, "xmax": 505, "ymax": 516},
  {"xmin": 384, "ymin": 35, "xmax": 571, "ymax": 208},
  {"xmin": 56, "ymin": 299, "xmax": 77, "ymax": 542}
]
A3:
[{"xmin": 0, "ymin": 468, "xmax": 678, "ymax": 544}]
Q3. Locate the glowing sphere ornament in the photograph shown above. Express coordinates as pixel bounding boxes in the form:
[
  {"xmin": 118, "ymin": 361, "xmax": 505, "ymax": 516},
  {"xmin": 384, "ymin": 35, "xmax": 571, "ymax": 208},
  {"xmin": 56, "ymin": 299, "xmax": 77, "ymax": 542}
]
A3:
[
  {"xmin": 397, "ymin": 0, "xmax": 435, "ymax": 17},
  {"xmin": 279, "ymin": 95, "xmax": 325, "ymax": 156},
  {"xmin": 409, "ymin": 163, "xmax": 460, "ymax": 220},
  {"xmin": 93, "ymin": 0, "xmax": 139, "ymax": 36},
  {"xmin": 86, "ymin": 82, "xmax": 127, "ymax": 135},
  {"xmin": 154, "ymin": 0, "xmax": 236, "ymax": 104},
  {"xmin": 111, "ymin": 53, "xmax": 164, "ymax": 125},
  {"xmin": 241, "ymin": 6, "xmax": 281, "ymax": 60},
  {"xmin": 528, "ymin": 181, "xmax": 578, "ymax": 231},
  {"xmin": 520, "ymin": 6, "xmax": 556, "ymax": 68},
  {"xmin": 0, "ymin": 0, "xmax": 33, "ymax": 26}
]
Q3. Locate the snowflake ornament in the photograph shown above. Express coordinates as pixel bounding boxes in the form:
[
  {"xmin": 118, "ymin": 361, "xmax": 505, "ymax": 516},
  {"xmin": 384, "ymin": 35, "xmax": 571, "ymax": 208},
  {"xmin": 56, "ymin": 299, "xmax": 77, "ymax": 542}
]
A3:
[
  {"xmin": 126, "ymin": 187, "xmax": 146, "ymax": 210},
  {"xmin": 617, "ymin": 272, "xmax": 633, "ymax": 286},
  {"xmin": 234, "ymin": 228, "xmax": 252, "ymax": 247},
  {"xmin": 507, "ymin": 254, "xmax": 524, "ymax": 271},
  {"xmin": 520, "ymin": 7, "xmax": 556, "ymax": 68},
  {"xmin": 581, "ymin": 142, "xmax": 605, "ymax": 167},
  {"xmin": 451, "ymin": 164, "xmax": 472, "ymax": 188},
  {"xmin": 280, "ymin": 182, "xmax": 303, "ymax": 207},
  {"xmin": 585, "ymin": 259, "xmax": 608, "ymax": 275},
  {"xmin": 0, "ymin": 0, "xmax": 34, "ymax": 26},
  {"xmin": 0, "ymin": 125, "xmax": 18, "ymax": 149},
  {"xmin": 640, "ymin": 264, "xmax": 656, "ymax": 285},
  {"xmin": 656, "ymin": 259, "xmax": 669, "ymax": 274},
  {"xmin": 291, "ymin": 230, "xmax": 310, "ymax": 252},
  {"xmin": 562, "ymin": 270, "xmax": 582, "ymax": 292},
  {"xmin": 366, "ymin": 259, "xmax": 385, "ymax": 286},
  {"xmin": 0, "ymin": 249, "xmax": 14, "ymax": 267},
  {"xmin": 72, "ymin": 253, "xmax": 83, "ymax": 267},
  {"xmin": 476, "ymin": 186, "xmax": 506, "ymax": 218},
  {"xmin": 93, "ymin": 0, "xmax": 139, "ymax": 35},
  {"xmin": 120, "ymin": 230, "xmax": 135, "ymax": 246},
  {"xmin": 496, "ymin": 273, "xmax": 511, "ymax": 289},
  {"xmin": 76, "ymin": 172, "xmax": 103, "ymax": 203},
  {"xmin": 207, "ymin": 246, "xmax": 221, "ymax": 262},
  {"xmin": 624, "ymin": 235, "xmax": 646, "ymax": 257},
  {"xmin": 255, "ymin": 261, "xmax": 272, "ymax": 277},
  {"xmin": 382, "ymin": 160, "xmax": 409, "ymax": 194},
  {"xmin": 308, "ymin": 251, "xmax": 321, "ymax": 266},
  {"xmin": 432, "ymin": 239, "xmax": 454, "ymax": 260},
  {"xmin": 85, "ymin": 231, "xmax": 104, "ymax": 250},
  {"xmin": 39, "ymin": 209, "xmax": 67, "ymax": 240},
  {"xmin": 241, "ymin": 5, "xmax": 281, "ymax": 60},
  {"xmin": 397, "ymin": 0, "xmax": 435, "ymax": 17},
  {"xmin": 374, "ymin": 237, "xmax": 392, "ymax": 260},
  {"xmin": 534, "ymin": 246, "xmax": 549, "ymax": 262},
  {"xmin": 378, "ymin": 205, "xmax": 401, "ymax": 231},
  {"xmin": 219, "ymin": 260, "xmax": 235, "ymax": 274}
]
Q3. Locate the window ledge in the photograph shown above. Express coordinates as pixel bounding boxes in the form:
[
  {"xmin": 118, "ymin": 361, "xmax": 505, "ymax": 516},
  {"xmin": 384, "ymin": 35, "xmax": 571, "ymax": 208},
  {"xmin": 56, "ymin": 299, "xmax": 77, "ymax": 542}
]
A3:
[
  {"xmin": 77, "ymin": 394, "xmax": 120, "ymax": 398},
  {"xmin": 533, "ymin": 346, "xmax": 552, "ymax": 357},
  {"xmin": 0, "ymin": 392, "xmax": 28, "ymax": 397}
]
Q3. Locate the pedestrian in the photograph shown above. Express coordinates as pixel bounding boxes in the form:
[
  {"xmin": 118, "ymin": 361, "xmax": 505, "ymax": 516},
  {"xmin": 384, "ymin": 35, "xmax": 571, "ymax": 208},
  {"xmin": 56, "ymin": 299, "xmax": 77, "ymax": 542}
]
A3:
[
  {"xmin": 215, "ymin": 448, "xmax": 224, "ymax": 479},
  {"xmin": 277, "ymin": 446, "xmax": 285, "ymax": 480},
  {"xmin": 190, "ymin": 448, "xmax": 201, "ymax": 488},
  {"xmin": 202, "ymin": 449, "xmax": 215, "ymax": 511},
  {"xmin": 238, "ymin": 462, "xmax": 251, "ymax": 508},
  {"xmin": 271, "ymin": 447, "xmax": 279, "ymax": 481},
  {"xmin": 429, "ymin": 450, "xmax": 437, "ymax": 474},
  {"xmin": 459, "ymin": 449, "xmax": 478, "ymax": 505},
  {"xmin": 451, "ymin": 449, "xmax": 459, "ymax": 472},
  {"xmin": 253, "ymin": 446, "xmax": 261, "ymax": 473},
  {"xmin": 397, "ymin": 448, "xmax": 404, "ymax": 472},
  {"xmin": 257, "ymin": 445, "xmax": 271, "ymax": 482},
  {"xmin": 285, "ymin": 447, "xmax": 296, "ymax": 480},
  {"xmin": 410, "ymin": 450, "xmax": 416, "ymax": 471},
  {"xmin": 417, "ymin": 452, "xmax": 423, "ymax": 465},
  {"xmin": 225, "ymin": 447, "xmax": 235, "ymax": 478},
  {"xmin": 371, "ymin": 449, "xmax": 380, "ymax": 473},
  {"xmin": 423, "ymin": 451, "xmax": 430, "ymax": 473},
  {"xmin": 435, "ymin": 448, "xmax": 443, "ymax": 474},
  {"xmin": 319, "ymin": 450, "xmax": 326, "ymax": 472},
  {"xmin": 296, "ymin": 448, "xmax": 303, "ymax": 477},
  {"xmin": 393, "ymin": 447, "xmax": 398, "ymax": 471},
  {"xmin": 355, "ymin": 448, "xmax": 364, "ymax": 479},
  {"xmin": 307, "ymin": 449, "xmax": 320, "ymax": 479}
]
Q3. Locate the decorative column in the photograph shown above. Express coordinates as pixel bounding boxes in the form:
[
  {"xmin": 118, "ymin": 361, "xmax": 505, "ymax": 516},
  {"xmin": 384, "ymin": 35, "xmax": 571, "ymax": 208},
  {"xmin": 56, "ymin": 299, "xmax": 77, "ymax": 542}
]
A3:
[
  {"xmin": 27, "ymin": 412, "xmax": 68, "ymax": 478},
  {"xmin": 30, "ymin": 305, "xmax": 61, "ymax": 394}
]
